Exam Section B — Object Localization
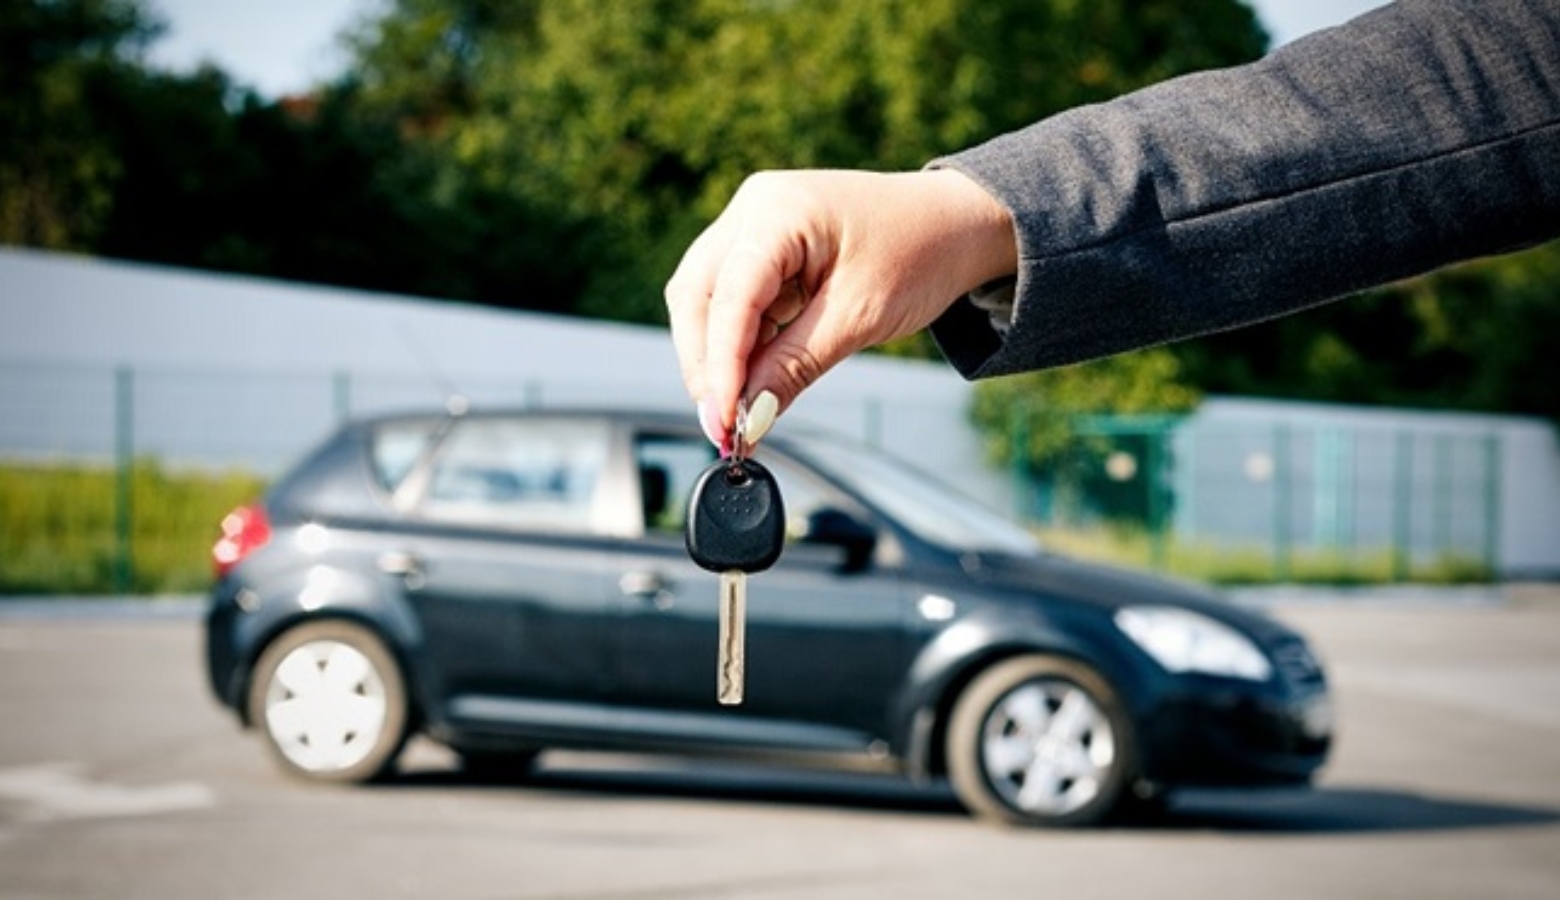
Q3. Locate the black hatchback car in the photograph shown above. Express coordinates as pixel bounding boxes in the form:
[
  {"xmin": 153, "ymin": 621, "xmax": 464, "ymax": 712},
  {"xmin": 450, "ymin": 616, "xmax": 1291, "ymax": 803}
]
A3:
[{"xmin": 206, "ymin": 408, "xmax": 1332, "ymax": 827}]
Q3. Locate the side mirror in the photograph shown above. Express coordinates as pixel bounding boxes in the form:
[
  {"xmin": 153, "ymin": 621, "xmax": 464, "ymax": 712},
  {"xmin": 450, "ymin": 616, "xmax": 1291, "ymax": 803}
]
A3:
[{"xmin": 803, "ymin": 507, "xmax": 877, "ymax": 572}]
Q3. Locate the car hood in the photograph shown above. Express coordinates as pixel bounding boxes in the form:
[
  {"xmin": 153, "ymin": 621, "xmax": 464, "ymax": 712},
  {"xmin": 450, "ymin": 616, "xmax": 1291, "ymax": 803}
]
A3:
[{"xmin": 960, "ymin": 550, "xmax": 1296, "ymax": 643}]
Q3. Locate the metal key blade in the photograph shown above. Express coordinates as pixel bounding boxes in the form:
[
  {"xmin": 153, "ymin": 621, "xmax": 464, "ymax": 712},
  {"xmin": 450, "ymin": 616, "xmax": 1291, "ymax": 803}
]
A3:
[{"xmin": 717, "ymin": 569, "xmax": 746, "ymax": 705}]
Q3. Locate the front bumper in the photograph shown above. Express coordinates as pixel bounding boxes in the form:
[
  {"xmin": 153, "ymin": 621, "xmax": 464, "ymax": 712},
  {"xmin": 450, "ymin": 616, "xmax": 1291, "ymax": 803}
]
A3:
[{"xmin": 1137, "ymin": 677, "xmax": 1332, "ymax": 788}]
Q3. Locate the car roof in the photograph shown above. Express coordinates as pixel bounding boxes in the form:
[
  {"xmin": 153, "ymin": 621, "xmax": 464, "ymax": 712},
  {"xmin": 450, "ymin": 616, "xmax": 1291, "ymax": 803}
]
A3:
[
  {"xmin": 350, "ymin": 406, "xmax": 695, "ymax": 429},
  {"xmin": 346, "ymin": 406, "xmax": 850, "ymax": 450}
]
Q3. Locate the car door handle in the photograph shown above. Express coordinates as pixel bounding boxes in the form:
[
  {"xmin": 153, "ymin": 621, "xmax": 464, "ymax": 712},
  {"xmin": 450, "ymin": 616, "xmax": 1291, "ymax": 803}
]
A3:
[
  {"xmin": 619, "ymin": 570, "xmax": 675, "ymax": 609},
  {"xmin": 378, "ymin": 551, "xmax": 425, "ymax": 583}
]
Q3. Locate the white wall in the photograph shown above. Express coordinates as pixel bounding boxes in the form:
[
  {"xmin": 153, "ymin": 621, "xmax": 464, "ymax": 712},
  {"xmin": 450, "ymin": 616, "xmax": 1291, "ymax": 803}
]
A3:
[
  {"xmin": 3, "ymin": 246, "xmax": 1556, "ymax": 576},
  {"xmin": 1184, "ymin": 397, "xmax": 1560, "ymax": 577},
  {"xmin": 0, "ymin": 246, "xmax": 1008, "ymax": 506}
]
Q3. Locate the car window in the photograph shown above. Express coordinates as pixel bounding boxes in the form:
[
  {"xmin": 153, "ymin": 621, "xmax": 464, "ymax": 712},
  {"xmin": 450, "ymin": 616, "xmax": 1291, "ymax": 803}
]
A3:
[
  {"xmin": 420, "ymin": 418, "xmax": 609, "ymax": 533},
  {"xmin": 633, "ymin": 436, "xmax": 714, "ymax": 535},
  {"xmin": 633, "ymin": 434, "xmax": 848, "ymax": 543},
  {"xmin": 790, "ymin": 432, "xmax": 1040, "ymax": 555},
  {"xmin": 371, "ymin": 421, "xmax": 440, "ymax": 492}
]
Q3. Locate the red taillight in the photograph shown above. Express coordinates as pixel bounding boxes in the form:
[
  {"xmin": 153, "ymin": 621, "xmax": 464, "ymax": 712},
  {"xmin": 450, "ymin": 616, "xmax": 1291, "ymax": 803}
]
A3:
[{"xmin": 213, "ymin": 504, "xmax": 271, "ymax": 577}]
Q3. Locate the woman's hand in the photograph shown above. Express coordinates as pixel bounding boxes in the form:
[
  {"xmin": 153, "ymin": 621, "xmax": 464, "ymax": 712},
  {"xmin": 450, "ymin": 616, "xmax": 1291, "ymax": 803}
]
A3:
[{"xmin": 665, "ymin": 168, "xmax": 1017, "ymax": 444}]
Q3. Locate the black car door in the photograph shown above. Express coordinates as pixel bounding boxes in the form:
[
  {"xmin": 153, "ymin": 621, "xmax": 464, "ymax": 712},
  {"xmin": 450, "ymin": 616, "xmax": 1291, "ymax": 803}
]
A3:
[
  {"xmin": 391, "ymin": 416, "xmax": 623, "ymax": 707},
  {"xmin": 610, "ymin": 431, "xmax": 912, "ymax": 745}
]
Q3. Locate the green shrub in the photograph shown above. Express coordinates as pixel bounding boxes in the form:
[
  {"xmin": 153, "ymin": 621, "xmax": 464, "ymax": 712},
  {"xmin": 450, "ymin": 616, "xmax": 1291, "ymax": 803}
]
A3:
[
  {"xmin": 1037, "ymin": 526, "xmax": 1493, "ymax": 586},
  {"xmin": 0, "ymin": 461, "xmax": 268, "ymax": 595}
]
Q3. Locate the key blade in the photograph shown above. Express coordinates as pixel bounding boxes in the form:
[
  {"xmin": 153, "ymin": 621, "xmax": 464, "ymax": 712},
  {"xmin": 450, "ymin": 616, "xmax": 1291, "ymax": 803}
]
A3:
[{"xmin": 717, "ymin": 570, "xmax": 746, "ymax": 706}]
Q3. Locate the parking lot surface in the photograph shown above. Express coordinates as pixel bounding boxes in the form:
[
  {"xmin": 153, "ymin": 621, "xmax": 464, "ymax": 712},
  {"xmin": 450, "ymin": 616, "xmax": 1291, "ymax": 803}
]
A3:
[{"xmin": 2, "ymin": 587, "xmax": 1559, "ymax": 899}]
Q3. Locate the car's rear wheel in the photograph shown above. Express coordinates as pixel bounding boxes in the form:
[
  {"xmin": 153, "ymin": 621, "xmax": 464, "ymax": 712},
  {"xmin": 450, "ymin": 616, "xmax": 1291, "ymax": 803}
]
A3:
[
  {"xmin": 248, "ymin": 620, "xmax": 410, "ymax": 783},
  {"xmin": 947, "ymin": 655, "xmax": 1135, "ymax": 827}
]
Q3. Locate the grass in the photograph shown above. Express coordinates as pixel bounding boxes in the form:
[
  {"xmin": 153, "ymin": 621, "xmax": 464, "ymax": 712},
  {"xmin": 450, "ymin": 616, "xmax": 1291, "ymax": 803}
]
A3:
[
  {"xmin": 0, "ymin": 461, "xmax": 268, "ymax": 595},
  {"xmin": 1038, "ymin": 525, "xmax": 1494, "ymax": 586},
  {"xmin": 0, "ymin": 460, "xmax": 1494, "ymax": 595}
]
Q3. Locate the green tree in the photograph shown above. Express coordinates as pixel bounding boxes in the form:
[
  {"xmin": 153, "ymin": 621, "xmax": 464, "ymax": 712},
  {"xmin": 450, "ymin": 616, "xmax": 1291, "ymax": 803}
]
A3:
[
  {"xmin": 970, "ymin": 348, "xmax": 1201, "ymax": 467},
  {"xmin": 345, "ymin": 0, "xmax": 1268, "ymax": 323},
  {"xmin": 970, "ymin": 348, "xmax": 1200, "ymax": 530},
  {"xmin": 0, "ymin": 0, "xmax": 161, "ymax": 248},
  {"xmin": 1171, "ymin": 241, "xmax": 1560, "ymax": 423}
]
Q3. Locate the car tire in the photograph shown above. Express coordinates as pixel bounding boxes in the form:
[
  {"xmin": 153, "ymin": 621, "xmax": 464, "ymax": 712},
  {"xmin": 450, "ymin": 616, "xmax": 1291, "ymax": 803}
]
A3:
[
  {"xmin": 247, "ymin": 620, "xmax": 411, "ymax": 784},
  {"xmin": 946, "ymin": 654, "xmax": 1136, "ymax": 827}
]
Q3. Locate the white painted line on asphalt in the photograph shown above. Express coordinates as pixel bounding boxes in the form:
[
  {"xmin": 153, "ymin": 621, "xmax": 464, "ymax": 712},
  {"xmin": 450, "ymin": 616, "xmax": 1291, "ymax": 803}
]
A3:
[{"xmin": 0, "ymin": 762, "xmax": 214, "ymax": 823}]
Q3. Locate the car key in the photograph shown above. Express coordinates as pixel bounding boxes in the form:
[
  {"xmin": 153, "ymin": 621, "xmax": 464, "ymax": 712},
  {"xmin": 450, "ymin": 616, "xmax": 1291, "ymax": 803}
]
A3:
[{"xmin": 685, "ymin": 402, "xmax": 785, "ymax": 705}]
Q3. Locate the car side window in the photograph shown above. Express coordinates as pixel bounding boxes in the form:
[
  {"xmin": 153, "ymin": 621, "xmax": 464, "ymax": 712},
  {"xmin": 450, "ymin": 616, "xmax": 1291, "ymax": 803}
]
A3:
[
  {"xmin": 761, "ymin": 452, "xmax": 857, "ymax": 544},
  {"xmin": 633, "ymin": 434, "xmax": 844, "ymax": 544},
  {"xmin": 420, "ymin": 419, "xmax": 609, "ymax": 533},
  {"xmin": 633, "ymin": 436, "xmax": 715, "ymax": 536},
  {"xmin": 371, "ymin": 421, "xmax": 439, "ymax": 492}
]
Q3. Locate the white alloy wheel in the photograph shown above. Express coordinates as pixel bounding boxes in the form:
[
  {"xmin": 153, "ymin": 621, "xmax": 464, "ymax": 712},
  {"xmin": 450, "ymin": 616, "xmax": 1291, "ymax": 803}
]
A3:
[
  {"xmin": 249, "ymin": 621, "xmax": 409, "ymax": 783},
  {"xmin": 979, "ymin": 680, "xmax": 1115, "ymax": 816},
  {"xmin": 947, "ymin": 655, "xmax": 1135, "ymax": 827}
]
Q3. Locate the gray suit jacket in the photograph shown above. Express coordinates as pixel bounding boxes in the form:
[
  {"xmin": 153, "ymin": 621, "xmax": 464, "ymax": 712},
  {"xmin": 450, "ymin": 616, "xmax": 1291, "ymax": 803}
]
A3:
[{"xmin": 930, "ymin": 0, "xmax": 1560, "ymax": 378}]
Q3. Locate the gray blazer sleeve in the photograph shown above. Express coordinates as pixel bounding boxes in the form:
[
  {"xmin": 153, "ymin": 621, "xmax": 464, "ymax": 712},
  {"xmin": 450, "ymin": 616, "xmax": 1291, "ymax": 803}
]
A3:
[{"xmin": 928, "ymin": 0, "xmax": 1560, "ymax": 379}]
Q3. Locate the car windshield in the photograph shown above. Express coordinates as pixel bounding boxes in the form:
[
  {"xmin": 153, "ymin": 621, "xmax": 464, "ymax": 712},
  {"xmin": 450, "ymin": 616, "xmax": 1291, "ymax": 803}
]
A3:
[{"xmin": 786, "ymin": 432, "xmax": 1041, "ymax": 556}]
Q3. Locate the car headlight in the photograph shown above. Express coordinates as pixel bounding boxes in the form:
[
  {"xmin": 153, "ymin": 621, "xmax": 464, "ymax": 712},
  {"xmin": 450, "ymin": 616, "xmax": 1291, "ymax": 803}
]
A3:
[{"xmin": 1115, "ymin": 606, "xmax": 1273, "ymax": 682}]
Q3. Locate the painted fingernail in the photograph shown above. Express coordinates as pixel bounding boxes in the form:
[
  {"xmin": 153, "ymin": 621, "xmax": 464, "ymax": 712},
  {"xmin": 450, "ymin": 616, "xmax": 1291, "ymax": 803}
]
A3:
[
  {"xmin": 742, "ymin": 391, "xmax": 779, "ymax": 445},
  {"xmin": 697, "ymin": 399, "xmax": 725, "ymax": 448}
]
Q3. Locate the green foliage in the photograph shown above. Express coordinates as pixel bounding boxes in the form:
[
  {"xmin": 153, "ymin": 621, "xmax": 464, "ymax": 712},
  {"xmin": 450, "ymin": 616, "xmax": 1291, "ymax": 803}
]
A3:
[
  {"xmin": 0, "ymin": 0, "xmax": 161, "ymax": 248},
  {"xmin": 1172, "ymin": 240, "xmax": 1560, "ymax": 423},
  {"xmin": 1038, "ymin": 527, "xmax": 1494, "ymax": 586},
  {"xmin": 970, "ymin": 348, "xmax": 1201, "ymax": 468},
  {"xmin": 345, "ymin": 0, "xmax": 1266, "ymax": 321},
  {"xmin": 2, "ymin": 0, "xmax": 1271, "ymax": 322},
  {"xmin": 10, "ymin": 0, "xmax": 1556, "ymax": 433},
  {"xmin": 0, "ymin": 462, "xmax": 266, "ymax": 595}
]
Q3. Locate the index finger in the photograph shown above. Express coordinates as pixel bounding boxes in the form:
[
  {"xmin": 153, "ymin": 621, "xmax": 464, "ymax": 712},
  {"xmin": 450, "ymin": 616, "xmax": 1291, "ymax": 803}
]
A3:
[
  {"xmin": 705, "ymin": 229, "xmax": 794, "ymax": 430},
  {"xmin": 664, "ymin": 218, "xmax": 735, "ymax": 405}
]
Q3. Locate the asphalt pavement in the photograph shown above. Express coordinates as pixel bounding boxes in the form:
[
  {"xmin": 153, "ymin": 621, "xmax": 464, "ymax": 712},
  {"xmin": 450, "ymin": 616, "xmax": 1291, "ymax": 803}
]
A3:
[{"xmin": 2, "ymin": 586, "xmax": 1559, "ymax": 899}]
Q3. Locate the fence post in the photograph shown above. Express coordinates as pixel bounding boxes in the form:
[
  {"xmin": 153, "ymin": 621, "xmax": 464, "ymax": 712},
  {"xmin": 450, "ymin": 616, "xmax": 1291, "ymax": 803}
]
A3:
[
  {"xmin": 1147, "ymin": 427, "xmax": 1167, "ymax": 570},
  {"xmin": 1433, "ymin": 434, "xmax": 1453, "ymax": 559},
  {"xmin": 114, "ymin": 366, "xmax": 134, "ymax": 593},
  {"xmin": 1484, "ymin": 434, "xmax": 1502, "ymax": 576},
  {"xmin": 1393, "ymin": 431, "xmax": 1414, "ymax": 581},
  {"xmin": 1273, "ymin": 425, "xmax": 1292, "ymax": 581},
  {"xmin": 1010, "ymin": 407, "xmax": 1031, "ymax": 523},
  {"xmin": 1178, "ymin": 428, "xmax": 1197, "ymax": 542}
]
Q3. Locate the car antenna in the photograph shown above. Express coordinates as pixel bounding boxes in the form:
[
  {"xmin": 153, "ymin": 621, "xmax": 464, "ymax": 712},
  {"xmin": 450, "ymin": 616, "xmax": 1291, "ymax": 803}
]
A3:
[{"xmin": 397, "ymin": 323, "xmax": 470, "ymax": 418}]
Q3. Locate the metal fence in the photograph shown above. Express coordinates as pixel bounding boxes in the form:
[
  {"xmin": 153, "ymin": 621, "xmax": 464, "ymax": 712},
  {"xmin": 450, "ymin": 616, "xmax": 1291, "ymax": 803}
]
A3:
[
  {"xmin": 0, "ymin": 362, "xmax": 1505, "ymax": 592},
  {"xmin": 1018, "ymin": 414, "xmax": 1501, "ymax": 581},
  {"xmin": 0, "ymin": 361, "xmax": 980, "ymax": 593}
]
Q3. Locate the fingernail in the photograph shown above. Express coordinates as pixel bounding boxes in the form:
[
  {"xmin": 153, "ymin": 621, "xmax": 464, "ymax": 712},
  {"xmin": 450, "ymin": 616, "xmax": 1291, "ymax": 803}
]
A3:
[
  {"xmin": 697, "ymin": 399, "xmax": 725, "ymax": 448},
  {"xmin": 743, "ymin": 391, "xmax": 779, "ymax": 445}
]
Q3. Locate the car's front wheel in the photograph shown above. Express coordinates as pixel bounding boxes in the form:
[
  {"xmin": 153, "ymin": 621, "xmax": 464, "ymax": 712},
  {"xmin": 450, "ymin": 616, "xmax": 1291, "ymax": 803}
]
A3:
[
  {"xmin": 946, "ymin": 655, "xmax": 1135, "ymax": 827},
  {"xmin": 247, "ymin": 620, "xmax": 410, "ymax": 783}
]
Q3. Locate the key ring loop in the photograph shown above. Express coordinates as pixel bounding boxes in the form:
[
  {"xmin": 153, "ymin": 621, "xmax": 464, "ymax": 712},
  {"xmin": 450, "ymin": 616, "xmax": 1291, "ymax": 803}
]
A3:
[{"xmin": 730, "ymin": 397, "xmax": 751, "ymax": 463}]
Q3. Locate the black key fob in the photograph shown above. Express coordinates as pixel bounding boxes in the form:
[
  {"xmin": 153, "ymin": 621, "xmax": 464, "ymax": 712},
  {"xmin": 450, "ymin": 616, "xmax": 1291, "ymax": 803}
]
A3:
[{"xmin": 685, "ymin": 457, "xmax": 786, "ymax": 573}]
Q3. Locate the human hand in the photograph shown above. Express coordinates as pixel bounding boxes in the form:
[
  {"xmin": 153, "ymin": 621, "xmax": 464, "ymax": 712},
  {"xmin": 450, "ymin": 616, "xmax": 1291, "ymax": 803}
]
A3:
[{"xmin": 664, "ymin": 168, "xmax": 1017, "ymax": 447}]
